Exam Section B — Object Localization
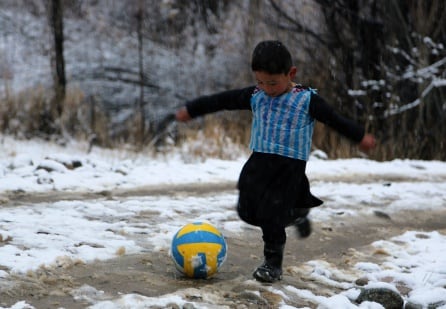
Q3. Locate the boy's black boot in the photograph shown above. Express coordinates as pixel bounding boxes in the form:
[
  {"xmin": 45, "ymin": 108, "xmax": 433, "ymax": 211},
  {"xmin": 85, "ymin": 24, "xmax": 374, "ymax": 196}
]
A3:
[
  {"xmin": 295, "ymin": 216, "xmax": 312, "ymax": 238},
  {"xmin": 253, "ymin": 243, "xmax": 284, "ymax": 283}
]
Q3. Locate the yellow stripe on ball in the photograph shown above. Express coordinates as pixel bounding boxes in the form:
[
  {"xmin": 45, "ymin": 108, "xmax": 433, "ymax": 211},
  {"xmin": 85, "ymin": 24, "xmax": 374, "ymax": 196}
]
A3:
[{"xmin": 178, "ymin": 243, "xmax": 222, "ymax": 277}]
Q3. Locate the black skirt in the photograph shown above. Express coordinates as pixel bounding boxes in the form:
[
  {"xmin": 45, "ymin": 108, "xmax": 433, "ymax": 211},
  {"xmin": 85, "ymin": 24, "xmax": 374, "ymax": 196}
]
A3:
[{"xmin": 237, "ymin": 152, "xmax": 323, "ymax": 227}]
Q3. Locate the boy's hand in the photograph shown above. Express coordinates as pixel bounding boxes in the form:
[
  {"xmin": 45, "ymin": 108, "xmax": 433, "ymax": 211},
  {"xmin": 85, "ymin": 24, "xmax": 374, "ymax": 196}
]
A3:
[
  {"xmin": 175, "ymin": 107, "xmax": 192, "ymax": 122},
  {"xmin": 359, "ymin": 134, "xmax": 376, "ymax": 152}
]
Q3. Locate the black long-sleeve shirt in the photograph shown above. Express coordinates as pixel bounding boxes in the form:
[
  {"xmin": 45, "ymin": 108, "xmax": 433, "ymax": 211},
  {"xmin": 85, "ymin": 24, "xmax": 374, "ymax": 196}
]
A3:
[{"xmin": 186, "ymin": 86, "xmax": 365, "ymax": 143}]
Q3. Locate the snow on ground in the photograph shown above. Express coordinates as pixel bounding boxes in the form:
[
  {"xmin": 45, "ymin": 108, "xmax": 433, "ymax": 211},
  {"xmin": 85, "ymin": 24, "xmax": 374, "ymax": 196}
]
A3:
[{"xmin": 0, "ymin": 135, "xmax": 445, "ymax": 308}]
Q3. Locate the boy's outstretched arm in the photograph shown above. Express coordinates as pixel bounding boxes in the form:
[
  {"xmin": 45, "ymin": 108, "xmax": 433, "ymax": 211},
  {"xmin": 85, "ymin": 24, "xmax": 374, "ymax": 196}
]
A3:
[
  {"xmin": 175, "ymin": 87, "xmax": 255, "ymax": 123},
  {"xmin": 310, "ymin": 93, "xmax": 377, "ymax": 152}
]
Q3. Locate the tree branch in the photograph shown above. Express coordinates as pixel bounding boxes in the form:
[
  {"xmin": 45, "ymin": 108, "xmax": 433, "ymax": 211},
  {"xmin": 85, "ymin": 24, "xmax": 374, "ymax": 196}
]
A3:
[{"xmin": 267, "ymin": 0, "xmax": 329, "ymax": 47}]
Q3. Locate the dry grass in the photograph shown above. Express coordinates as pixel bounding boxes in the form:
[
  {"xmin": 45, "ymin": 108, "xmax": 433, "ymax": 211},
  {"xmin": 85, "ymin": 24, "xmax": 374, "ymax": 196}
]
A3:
[
  {"xmin": 1, "ymin": 86, "xmax": 48, "ymax": 137},
  {"xmin": 175, "ymin": 112, "xmax": 362, "ymax": 160},
  {"xmin": 62, "ymin": 93, "xmax": 111, "ymax": 147},
  {"xmin": 175, "ymin": 113, "xmax": 251, "ymax": 161},
  {"xmin": 1, "ymin": 86, "xmax": 110, "ymax": 146},
  {"xmin": 1, "ymin": 86, "xmax": 370, "ymax": 160}
]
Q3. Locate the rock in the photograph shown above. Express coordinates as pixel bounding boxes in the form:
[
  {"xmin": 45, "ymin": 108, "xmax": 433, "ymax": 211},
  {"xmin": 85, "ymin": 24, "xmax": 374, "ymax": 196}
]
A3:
[
  {"xmin": 356, "ymin": 287, "xmax": 404, "ymax": 309},
  {"xmin": 374, "ymin": 210, "xmax": 392, "ymax": 220},
  {"xmin": 355, "ymin": 277, "xmax": 369, "ymax": 286},
  {"xmin": 428, "ymin": 301, "xmax": 446, "ymax": 309},
  {"xmin": 45, "ymin": 155, "xmax": 83, "ymax": 169},
  {"xmin": 404, "ymin": 302, "xmax": 423, "ymax": 309},
  {"xmin": 36, "ymin": 159, "xmax": 68, "ymax": 173},
  {"xmin": 405, "ymin": 300, "xmax": 446, "ymax": 309}
]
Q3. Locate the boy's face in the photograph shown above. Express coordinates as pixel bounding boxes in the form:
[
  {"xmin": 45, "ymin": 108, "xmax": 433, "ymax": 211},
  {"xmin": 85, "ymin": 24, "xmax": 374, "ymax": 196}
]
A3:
[{"xmin": 254, "ymin": 67, "xmax": 297, "ymax": 97}]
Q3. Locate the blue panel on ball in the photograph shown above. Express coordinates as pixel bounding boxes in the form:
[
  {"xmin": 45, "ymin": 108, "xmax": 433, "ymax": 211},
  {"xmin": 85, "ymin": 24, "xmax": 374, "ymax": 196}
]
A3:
[
  {"xmin": 174, "ymin": 231, "xmax": 225, "ymax": 246},
  {"xmin": 194, "ymin": 253, "xmax": 207, "ymax": 278}
]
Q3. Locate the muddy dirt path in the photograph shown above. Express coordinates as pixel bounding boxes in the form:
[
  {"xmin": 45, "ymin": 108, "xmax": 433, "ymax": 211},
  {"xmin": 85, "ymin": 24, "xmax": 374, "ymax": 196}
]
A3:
[{"xmin": 1, "ymin": 183, "xmax": 445, "ymax": 309}]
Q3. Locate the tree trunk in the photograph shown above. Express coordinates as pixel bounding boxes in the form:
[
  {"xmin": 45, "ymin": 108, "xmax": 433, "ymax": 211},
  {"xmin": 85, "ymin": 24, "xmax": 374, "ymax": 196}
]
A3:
[
  {"xmin": 47, "ymin": 0, "xmax": 66, "ymax": 121},
  {"xmin": 136, "ymin": 0, "xmax": 145, "ymax": 146}
]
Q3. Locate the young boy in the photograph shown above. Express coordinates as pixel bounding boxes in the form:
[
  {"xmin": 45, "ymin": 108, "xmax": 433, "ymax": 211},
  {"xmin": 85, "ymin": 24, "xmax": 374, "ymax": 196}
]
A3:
[{"xmin": 175, "ymin": 40, "xmax": 376, "ymax": 283}]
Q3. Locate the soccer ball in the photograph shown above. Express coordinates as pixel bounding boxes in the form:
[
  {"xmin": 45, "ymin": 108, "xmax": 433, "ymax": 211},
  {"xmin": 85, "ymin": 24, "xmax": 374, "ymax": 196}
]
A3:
[{"xmin": 170, "ymin": 222, "xmax": 227, "ymax": 279}]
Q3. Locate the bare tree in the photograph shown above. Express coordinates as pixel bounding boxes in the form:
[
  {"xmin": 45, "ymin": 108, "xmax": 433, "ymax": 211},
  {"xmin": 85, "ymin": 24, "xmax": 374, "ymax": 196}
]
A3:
[
  {"xmin": 46, "ymin": 0, "xmax": 66, "ymax": 126},
  {"xmin": 267, "ymin": 0, "xmax": 446, "ymax": 160},
  {"xmin": 136, "ymin": 0, "xmax": 146, "ymax": 146},
  {"xmin": 379, "ymin": 0, "xmax": 446, "ymax": 159}
]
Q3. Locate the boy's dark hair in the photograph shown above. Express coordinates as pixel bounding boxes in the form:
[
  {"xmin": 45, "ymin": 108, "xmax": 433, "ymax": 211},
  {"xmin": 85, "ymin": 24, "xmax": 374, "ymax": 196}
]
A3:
[{"xmin": 251, "ymin": 40, "xmax": 292, "ymax": 74}]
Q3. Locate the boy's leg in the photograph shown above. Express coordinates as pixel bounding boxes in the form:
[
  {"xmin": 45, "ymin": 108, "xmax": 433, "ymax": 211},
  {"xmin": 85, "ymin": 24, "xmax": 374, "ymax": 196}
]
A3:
[{"xmin": 253, "ymin": 225, "xmax": 286, "ymax": 283}]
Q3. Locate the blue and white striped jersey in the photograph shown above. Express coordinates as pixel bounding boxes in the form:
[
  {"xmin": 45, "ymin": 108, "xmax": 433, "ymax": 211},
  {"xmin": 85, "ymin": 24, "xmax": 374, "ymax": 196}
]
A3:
[{"xmin": 249, "ymin": 87, "xmax": 316, "ymax": 161}]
